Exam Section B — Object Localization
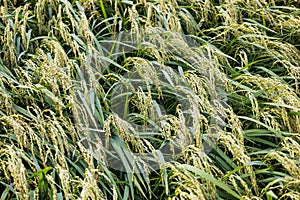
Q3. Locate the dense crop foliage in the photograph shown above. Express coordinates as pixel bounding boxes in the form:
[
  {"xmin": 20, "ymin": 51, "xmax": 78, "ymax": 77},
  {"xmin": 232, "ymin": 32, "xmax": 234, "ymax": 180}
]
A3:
[{"xmin": 0, "ymin": 0, "xmax": 299, "ymax": 199}]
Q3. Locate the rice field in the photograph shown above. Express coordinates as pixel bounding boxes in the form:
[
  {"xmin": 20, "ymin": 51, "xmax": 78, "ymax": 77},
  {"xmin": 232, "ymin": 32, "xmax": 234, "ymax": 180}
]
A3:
[{"xmin": 0, "ymin": 0, "xmax": 299, "ymax": 199}]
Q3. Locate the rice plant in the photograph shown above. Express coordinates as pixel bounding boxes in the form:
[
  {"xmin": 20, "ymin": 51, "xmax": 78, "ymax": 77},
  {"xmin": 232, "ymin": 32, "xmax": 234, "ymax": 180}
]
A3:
[{"xmin": 0, "ymin": 0, "xmax": 299, "ymax": 199}]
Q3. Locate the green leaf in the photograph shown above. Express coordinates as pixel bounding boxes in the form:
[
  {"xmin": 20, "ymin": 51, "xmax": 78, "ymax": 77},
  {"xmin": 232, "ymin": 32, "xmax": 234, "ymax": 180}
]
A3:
[{"xmin": 182, "ymin": 164, "xmax": 243, "ymax": 200}]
